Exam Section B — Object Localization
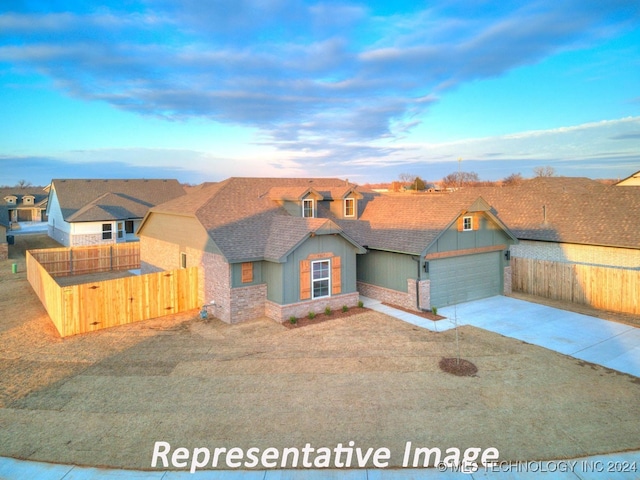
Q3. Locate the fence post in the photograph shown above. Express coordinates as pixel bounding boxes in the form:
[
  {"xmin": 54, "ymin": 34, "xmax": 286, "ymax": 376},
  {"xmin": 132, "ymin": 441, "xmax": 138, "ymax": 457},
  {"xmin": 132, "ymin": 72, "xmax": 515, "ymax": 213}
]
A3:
[
  {"xmin": 110, "ymin": 245, "xmax": 113, "ymax": 271},
  {"xmin": 69, "ymin": 249, "xmax": 73, "ymax": 275}
]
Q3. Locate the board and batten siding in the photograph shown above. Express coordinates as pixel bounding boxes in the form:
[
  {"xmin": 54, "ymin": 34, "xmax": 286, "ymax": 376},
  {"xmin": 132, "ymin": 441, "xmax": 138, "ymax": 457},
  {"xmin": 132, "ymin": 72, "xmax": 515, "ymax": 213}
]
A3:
[
  {"xmin": 279, "ymin": 234, "xmax": 358, "ymax": 305},
  {"xmin": 356, "ymin": 250, "xmax": 418, "ymax": 292},
  {"xmin": 427, "ymin": 213, "xmax": 514, "ymax": 257}
]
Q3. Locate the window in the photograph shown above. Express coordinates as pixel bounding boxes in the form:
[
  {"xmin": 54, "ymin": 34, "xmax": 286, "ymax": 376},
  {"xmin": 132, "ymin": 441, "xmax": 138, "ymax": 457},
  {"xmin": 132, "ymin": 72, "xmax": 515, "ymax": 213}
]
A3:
[
  {"xmin": 125, "ymin": 220, "xmax": 135, "ymax": 234},
  {"xmin": 180, "ymin": 252, "xmax": 187, "ymax": 269},
  {"xmin": 302, "ymin": 199, "xmax": 314, "ymax": 218},
  {"xmin": 463, "ymin": 216, "xmax": 473, "ymax": 231},
  {"xmin": 241, "ymin": 262, "xmax": 253, "ymax": 283},
  {"xmin": 102, "ymin": 223, "xmax": 112, "ymax": 240},
  {"xmin": 117, "ymin": 221, "xmax": 124, "ymax": 239},
  {"xmin": 312, "ymin": 259, "xmax": 330, "ymax": 299},
  {"xmin": 344, "ymin": 198, "xmax": 355, "ymax": 217}
]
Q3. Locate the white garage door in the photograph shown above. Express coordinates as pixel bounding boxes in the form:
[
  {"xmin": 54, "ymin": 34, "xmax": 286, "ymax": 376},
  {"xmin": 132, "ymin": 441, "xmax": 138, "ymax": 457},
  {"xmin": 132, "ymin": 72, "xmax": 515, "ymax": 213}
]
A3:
[{"xmin": 430, "ymin": 252, "xmax": 501, "ymax": 308}]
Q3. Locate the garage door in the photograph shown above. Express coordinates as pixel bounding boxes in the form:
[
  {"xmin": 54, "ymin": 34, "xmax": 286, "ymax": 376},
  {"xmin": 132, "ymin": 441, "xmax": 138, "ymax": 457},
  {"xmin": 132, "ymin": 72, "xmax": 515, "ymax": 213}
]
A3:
[{"xmin": 430, "ymin": 252, "xmax": 501, "ymax": 308}]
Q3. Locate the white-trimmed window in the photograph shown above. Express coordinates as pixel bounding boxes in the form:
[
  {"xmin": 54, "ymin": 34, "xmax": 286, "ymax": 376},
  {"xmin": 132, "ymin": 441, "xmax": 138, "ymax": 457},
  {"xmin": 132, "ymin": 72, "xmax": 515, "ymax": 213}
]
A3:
[
  {"xmin": 311, "ymin": 259, "xmax": 330, "ymax": 299},
  {"xmin": 102, "ymin": 223, "xmax": 112, "ymax": 240},
  {"xmin": 302, "ymin": 198, "xmax": 314, "ymax": 218},
  {"xmin": 344, "ymin": 198, "xmax": 355, "ymax": 217},
  {"xmin": 463, "ymin": 216, "xmax": 473, "ymax": 231}
]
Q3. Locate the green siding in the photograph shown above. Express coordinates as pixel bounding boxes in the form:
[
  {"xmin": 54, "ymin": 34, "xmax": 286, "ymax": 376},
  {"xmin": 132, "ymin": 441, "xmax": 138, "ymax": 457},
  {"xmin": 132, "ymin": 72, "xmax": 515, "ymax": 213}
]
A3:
[
  {"xmin": 230, "ymin": 261, "xmax": 264, "ymax": 288},
  {"xmin": 263, "ymin": 261, "xmax": 284, "ymax": 303},
  {"xmin": 357, "ymin": 250, "xmax": 418, "ymax": 292},
  {"xmin": 281, "ymin": 234, "xmax": 359, "ymax": 305},
  {"xmin": 427, "ymin": 214, "xmax": 513, "ymax": 257}
]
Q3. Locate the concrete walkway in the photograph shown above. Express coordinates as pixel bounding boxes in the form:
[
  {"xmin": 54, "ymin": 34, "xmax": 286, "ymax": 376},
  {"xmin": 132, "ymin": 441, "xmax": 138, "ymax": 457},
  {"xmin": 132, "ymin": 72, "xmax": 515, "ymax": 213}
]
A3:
[{"xmin": 2, "ymin": 450, "xmax": 640, "ymax": 479}]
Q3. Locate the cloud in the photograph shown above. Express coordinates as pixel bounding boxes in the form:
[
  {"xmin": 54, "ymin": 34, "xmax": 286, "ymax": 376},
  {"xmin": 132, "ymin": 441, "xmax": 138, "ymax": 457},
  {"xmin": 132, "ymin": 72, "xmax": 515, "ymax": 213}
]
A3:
[{"xmin": 1, "ymin": 0, "xmax": 639, "ymax": 153}]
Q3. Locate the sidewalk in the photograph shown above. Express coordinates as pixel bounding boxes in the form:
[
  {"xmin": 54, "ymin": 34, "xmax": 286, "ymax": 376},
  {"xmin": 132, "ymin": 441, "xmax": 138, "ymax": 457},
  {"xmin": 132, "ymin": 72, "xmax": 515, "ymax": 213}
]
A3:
[{"xmin": 1, "ymin": 450, "xmax": 639, "ymax": 479}]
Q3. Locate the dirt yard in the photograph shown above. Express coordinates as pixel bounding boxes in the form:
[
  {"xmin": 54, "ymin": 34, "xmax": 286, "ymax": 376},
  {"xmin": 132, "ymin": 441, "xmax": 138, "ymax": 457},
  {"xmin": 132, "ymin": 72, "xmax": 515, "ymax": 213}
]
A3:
[{"xmin": 1, "ymin": 234, "xmax": 640, "ymax": 470}]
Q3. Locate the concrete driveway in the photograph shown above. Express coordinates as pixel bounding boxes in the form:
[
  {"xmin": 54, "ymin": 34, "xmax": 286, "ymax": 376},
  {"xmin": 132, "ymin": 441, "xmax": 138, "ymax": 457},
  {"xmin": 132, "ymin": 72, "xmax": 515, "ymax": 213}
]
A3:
[{"xmin": 439, "ymin": 296, "xmax": 640, "ymax": 378}]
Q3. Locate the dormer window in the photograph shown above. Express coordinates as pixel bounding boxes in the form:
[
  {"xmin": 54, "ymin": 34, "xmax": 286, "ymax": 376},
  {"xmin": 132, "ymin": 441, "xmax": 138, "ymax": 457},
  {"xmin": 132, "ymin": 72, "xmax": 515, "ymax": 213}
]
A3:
[
  {"xmin": 463, "ymin": 216, "xmax": 473, "ymax": 231},
  {"xmin": 344, "ymin": 198, "xmax": 355, "ymax": 218},
  {"xmin": 302, "ymin": 199, "xmax": 314, "ymax": 218},
  {"xmin": 23, "ymin": 195, "xmax": 34, "ymax": 205},
  {"xmin": 4, "ymin": 196, "xmax": 16, "ymax": 205}
]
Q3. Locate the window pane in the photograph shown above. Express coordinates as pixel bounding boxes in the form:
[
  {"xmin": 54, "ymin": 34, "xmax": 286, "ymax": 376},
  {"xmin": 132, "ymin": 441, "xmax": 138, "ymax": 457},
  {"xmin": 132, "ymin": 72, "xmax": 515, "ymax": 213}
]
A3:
[
  {"xmin": 313, "ymin": 279, "xmax": 329, "ymax": 298},
  {"xmin": 125, "ymin": 220, "xmax": 134, "ymax": 234}
]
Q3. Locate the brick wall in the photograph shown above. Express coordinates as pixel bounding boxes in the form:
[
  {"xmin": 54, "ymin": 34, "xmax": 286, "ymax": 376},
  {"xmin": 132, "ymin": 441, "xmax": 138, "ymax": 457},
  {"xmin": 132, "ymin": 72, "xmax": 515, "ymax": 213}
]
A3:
[
  {"xmin": 357, "ymin": 281, "xmax": 414, "ymax": 310},
  {"xmin": 230, "ymin": 284, "xmax": 268, "ymax": 324},
  {"xmin": 70, "ymin": 233, "xmax": 115, "ymax": 247},
  {"xmin": 503, "ymin": 266, "xmax": 512, "ymax": 295},
  {"xmin": 49, "ymin": 225, "xmax": 70, "ymax": 247},
  {"xmin": 266, "ymin": 292, "xmax": 360, "ymax": 323},
  {"xmin": 200, "ymin": 250, "xmax": 232, "ymax": 323},
  {"xmin": 511, "ymin": 240, "xmax": 640, "ymax": 269},
  {"xmin": 0, "ymin": 243, "xmax": 7, "ymax": 260},
  {"xmin": 140, "ymin": 236, "xmax": 180, "ymax": 273}
]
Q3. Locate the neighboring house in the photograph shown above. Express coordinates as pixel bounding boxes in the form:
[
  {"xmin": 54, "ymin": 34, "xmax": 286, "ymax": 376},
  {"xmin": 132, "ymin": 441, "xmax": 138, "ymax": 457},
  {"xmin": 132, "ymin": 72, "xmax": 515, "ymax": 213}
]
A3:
[
  {"xmin": 452, "ymin": 177, "xmax": 640, "ymax": 268},
  {"xmin": 138, "ymin": 177, "xmax": 517, "ymax": 323},
  {"xmin": 0, "ymin": 187, "xmax": 49, "ymax": 227},
  {"xmin": 616, "ymin": 170, "xmax": 640, "ymax": 186},
  {"xmin": 46, "ymin": 179, "xmax": 186, "ymax": 247}
]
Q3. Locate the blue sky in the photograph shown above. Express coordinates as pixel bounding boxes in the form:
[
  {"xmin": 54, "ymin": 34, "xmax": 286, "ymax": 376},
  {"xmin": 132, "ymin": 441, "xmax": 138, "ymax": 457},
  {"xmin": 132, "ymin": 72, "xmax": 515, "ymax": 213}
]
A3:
[{"xmin": 1, "ymin": 0, "xmax": 639, "ymax": 186}]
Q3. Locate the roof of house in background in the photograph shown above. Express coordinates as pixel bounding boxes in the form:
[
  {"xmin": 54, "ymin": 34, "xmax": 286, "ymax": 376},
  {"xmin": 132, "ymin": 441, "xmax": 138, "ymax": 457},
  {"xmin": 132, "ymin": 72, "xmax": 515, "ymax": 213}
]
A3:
[
  {"xmin": 450, "ymin": 177, "xmax": 640, "ymax": 249},
  {"xmin": 50, "ymin": 179, "xmax": 186, "ymax": 222},
  {"xmin": 145, "ymin": 177, "xmax": 365, "ymax": 263},
  {"xmin": 0, "ymin": 187, "xmax": 49, "ymax": 227},
  {"xmin": 615, "ymin": 170, "xmax": 640, "ymax": 186}
]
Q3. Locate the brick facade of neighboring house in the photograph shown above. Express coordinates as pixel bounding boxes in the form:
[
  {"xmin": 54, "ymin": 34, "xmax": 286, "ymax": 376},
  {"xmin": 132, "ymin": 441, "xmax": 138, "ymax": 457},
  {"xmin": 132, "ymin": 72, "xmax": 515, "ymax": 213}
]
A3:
[
  {"xmin": 511, "ymin": 240, "xmax": 640, "ymax": 269},
  {"xmin": 0, "ymin": 243, "xmax": 7, "ymax": 261}
]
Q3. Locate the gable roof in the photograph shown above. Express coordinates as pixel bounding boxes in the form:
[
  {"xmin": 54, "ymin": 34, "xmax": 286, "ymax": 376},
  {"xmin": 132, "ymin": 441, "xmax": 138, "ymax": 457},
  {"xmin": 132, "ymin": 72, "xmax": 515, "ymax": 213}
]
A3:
[
  {"xmin": 0, "ymin": 187, "xmax": 49, "ymax": 227},
  {"xmin": 450, "ymin": 177, "xmax": 640, "ymax": 249},
  {"xmin": 616, "ymin": 170, "xmax": 640, "ymax": 186},
  {"xmin": 332, "ymin": 193, "xmax": 515, "ymax": 255},
  {"xmin": 50, "ymin": 179, "xmax": 186, "ymax": 222},
  {"xmin": 144, "ymin": 177, "xmax": 365, "ymax": 263}
]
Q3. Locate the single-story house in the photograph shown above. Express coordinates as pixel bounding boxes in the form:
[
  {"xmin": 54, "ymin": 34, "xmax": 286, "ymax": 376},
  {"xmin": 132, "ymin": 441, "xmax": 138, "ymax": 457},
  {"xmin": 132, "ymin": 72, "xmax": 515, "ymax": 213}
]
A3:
[
  {"xmin": 452, "ymin": 177, "xmax": 640, "ymax": 271},
  {"xmin": 1, "ymin": 187, "xmax": 49, "ymax": 227},
  {"xmin": 138, "ymin": 177, "xmax": 517, "ymax": 323},
  {"xmin": 46, "ymin": 179, "xmax": 186, "ymax": 247}
]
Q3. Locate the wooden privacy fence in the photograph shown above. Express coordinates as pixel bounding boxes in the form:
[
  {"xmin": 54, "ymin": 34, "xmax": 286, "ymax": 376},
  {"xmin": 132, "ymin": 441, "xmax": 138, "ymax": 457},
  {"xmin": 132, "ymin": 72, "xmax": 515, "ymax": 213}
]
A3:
[
  {"xmin": 511, "ymin": 257, "xmax": 640, "ymax": 315},
  {"xmin": 27, "ymin": 247, "xmax": 199, "ymax": 337},
  {"xmin": 28, "ymin": 243, "xmax": 140, "ymax": 277}
]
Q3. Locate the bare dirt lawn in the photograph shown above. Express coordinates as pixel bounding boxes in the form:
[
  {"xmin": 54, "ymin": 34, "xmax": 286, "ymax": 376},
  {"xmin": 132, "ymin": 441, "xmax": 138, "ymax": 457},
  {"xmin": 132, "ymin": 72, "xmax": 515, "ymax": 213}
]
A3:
[{"xmin": 1, "ymin": 234, "xmax": 640, "ymax": 470}]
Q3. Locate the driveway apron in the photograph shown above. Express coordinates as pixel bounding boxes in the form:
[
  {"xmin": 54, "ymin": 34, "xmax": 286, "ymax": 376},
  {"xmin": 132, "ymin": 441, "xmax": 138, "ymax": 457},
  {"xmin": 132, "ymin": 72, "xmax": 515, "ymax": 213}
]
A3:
[{"xmin": 438, "ymin": 296, "xmax": 640, "ymax": 378}]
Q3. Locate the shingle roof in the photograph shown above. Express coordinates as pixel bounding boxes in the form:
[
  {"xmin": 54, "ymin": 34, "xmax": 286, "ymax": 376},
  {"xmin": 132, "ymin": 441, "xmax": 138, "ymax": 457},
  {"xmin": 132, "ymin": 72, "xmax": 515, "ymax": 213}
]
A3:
[
  {"xmin": 0, "ymin": 187, "xmax": 49, "ymax": 227},
  {"xmin": 51, "ymin": 179, "xmax": 186, "ymax": 222},
  {"xmin": 450, "ymin": 177, "xmax": 640, "ymax": 249},
  {"xmin": 149, "ymin": 177, "xmax": 364, "ymax": 262},
  {"xmin": 332, "ymin": 193, "xmax": 496, "ymax": 254}
]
